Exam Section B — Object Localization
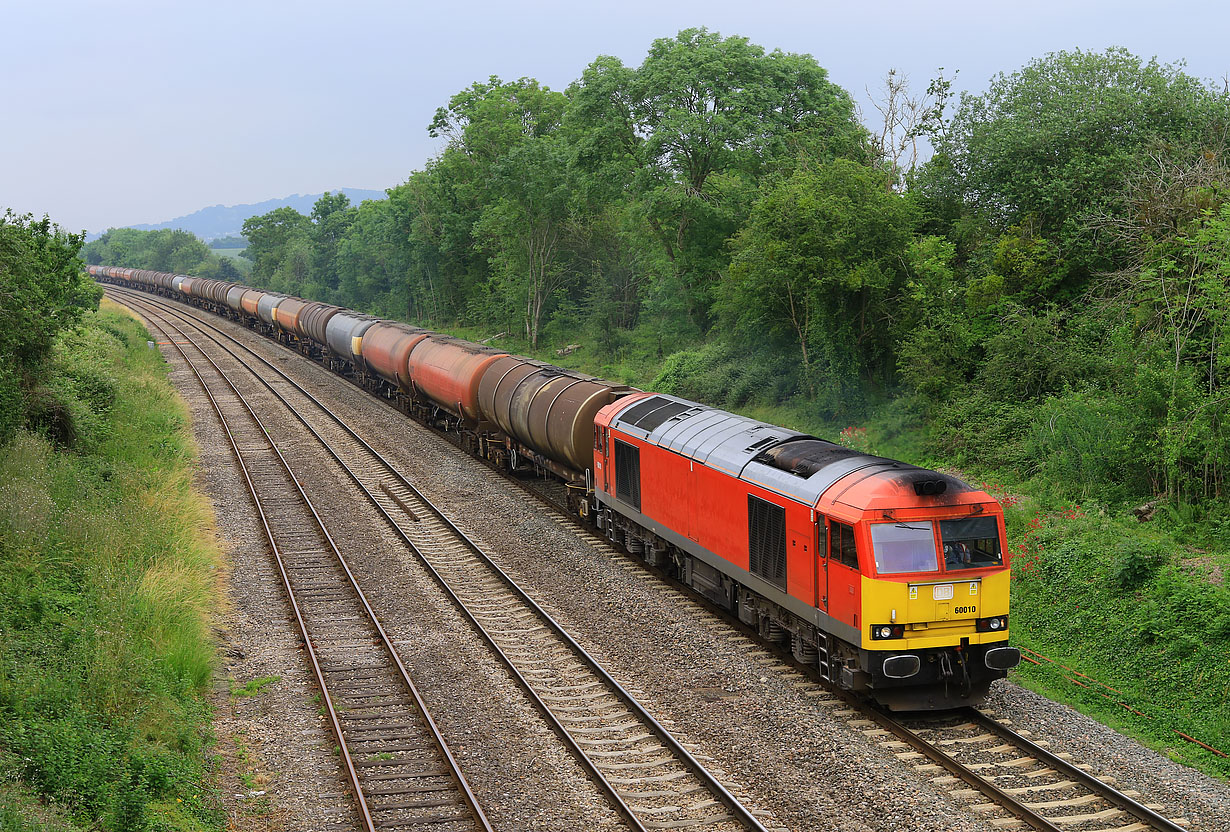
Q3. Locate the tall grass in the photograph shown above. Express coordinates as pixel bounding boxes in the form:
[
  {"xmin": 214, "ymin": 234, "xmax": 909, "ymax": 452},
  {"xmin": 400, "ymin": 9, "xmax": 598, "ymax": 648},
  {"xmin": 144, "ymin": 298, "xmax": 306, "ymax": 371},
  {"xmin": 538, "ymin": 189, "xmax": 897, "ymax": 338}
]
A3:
[{"xmin": 0, "ymin": 301, "xmax": 224, "ymax": 830}]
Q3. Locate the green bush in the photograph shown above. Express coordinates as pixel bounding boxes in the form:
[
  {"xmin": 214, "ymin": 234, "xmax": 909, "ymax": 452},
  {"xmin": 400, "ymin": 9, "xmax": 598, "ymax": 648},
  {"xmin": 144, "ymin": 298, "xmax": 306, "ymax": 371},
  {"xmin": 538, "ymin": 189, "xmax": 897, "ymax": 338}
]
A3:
[
  {"xmin": 1111, "ymin": 539, "xmax": 1168, "ymax": 590},
  {"xmin": 1026, "ymin": 388, "xmax": 1149, "ymax": 503},
  {"xmin": 653, "ymin": 340, "xmax": 800, "ymax": 410}
]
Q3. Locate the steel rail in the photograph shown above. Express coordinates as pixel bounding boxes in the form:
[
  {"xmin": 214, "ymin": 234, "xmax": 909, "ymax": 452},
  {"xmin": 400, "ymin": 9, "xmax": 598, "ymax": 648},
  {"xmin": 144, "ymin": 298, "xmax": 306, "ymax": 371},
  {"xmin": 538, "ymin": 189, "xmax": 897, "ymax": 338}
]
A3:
[
  {"xmin": 125, "ymin": 297, "xmax": 490, "ymax": 832},
  {"xmin": 108, "ymin": 284, "xmax": 771, "ymax": 832},
  {"xmin": 847, "ymin": 698, "xmax": 1065, "ymax": 832},
  {"xmin": 960, "ymin": 707, "xmax": 1189, "ymax": 832}
]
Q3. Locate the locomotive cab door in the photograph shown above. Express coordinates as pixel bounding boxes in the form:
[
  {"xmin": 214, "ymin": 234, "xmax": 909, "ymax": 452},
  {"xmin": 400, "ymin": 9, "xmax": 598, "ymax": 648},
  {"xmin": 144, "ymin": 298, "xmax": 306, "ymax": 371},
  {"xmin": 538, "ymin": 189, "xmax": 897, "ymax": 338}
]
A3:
[
  {"xmin": 602, "ymin": 428, "xmax": 610, "ymax": 493},
  {"xmin": 814, "ymin": 514, "xmax": 828, "ymax": 611},
  {"xmin": 825, "ymin": 518, "xmax": 861, "ymax": 630}
]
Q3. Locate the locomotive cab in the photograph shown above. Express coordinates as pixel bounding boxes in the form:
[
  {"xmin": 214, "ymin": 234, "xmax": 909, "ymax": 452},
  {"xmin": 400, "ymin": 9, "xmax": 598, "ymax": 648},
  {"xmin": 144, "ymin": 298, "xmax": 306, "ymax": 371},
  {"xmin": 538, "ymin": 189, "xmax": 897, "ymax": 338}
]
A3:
[{"xmin": 844, "ymin": 494, "xmax": 1019, "ymax": 710}]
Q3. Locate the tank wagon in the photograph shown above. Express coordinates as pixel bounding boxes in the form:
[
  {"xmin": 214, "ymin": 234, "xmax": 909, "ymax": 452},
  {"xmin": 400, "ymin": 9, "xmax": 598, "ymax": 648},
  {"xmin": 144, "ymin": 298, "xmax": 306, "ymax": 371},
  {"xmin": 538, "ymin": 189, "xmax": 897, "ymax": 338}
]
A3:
[{"xmin": 89, "ymin": 264, "xmax": 1020, "ymax": 709}]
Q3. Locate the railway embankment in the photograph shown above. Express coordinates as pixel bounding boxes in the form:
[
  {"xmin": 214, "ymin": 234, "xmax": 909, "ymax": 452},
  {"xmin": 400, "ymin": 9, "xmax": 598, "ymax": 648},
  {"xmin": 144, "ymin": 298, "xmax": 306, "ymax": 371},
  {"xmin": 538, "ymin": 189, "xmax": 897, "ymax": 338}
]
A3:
[{"xmin": 0, "ymin": 300, "xmax": 224, "ymax": 830}]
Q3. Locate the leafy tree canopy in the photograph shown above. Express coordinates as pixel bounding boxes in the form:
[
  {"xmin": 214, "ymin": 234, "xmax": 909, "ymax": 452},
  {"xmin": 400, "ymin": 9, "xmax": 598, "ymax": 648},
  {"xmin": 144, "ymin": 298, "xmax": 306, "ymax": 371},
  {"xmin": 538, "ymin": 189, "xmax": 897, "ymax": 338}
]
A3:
[
  {"xmin": 241, "ymin": 206, "xmax": 313, "ymax": 284},
  {"xmin": 568, "ymin": 28, "xmax": 867, "ymax": 325},
  {"xmin": 938, "ymin": 47, "xmax": 1229, "ymax": 278},
  {"xmin": 0, "ymin": 210, "xmax": 99, "ymax": 442}
]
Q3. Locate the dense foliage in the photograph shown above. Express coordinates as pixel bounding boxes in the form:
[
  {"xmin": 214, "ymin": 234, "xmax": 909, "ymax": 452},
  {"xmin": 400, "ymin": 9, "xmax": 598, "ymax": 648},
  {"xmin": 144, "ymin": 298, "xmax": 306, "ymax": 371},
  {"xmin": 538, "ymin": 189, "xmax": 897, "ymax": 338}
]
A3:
[
  {"xmin": 0, "ymin": 212, "xmax": 100, "ymax": 444},
  {"xmin": 83, "ymin": 228, "xmax": 243, "ymax": 283},
  {"xmin": 0, "ymin": 306, "xmax": 222, "ymax": 830}
]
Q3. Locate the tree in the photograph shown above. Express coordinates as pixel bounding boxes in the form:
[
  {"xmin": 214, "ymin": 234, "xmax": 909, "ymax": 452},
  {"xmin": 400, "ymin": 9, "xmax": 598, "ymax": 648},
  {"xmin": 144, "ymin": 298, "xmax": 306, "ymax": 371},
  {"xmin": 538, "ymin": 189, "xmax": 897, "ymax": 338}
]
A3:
[
  {"xmin": 241, "ymin": 207, "xmax": 312, "ymax": 285},
  {"xmin": 865, "ymin": 68, "xmax": 956, "ymax": 187},
  {"xmin": 430, "ymin": 76, "xmax": 566, "ymax": 169},
  {"xmin": 0, "ymin": 211, "xmax": 99, "ymax": 442},
  {"xmin": 475, "ymin": 136, "xmax": 576, "ymax": 347},
  {"xmin": 938, "ymin": 48, "xmax": 1227, "ymax": 284},
  {"xmin": 310, "ymin": 191, "xmax": 356, "ymax": 290},
  {"xmin": 569, "ymin": 28, "xmax": 866, "ymax": 327},
  {"xmin": 722, "ymin": 160, "xmax": 914, "ymax": 409}
]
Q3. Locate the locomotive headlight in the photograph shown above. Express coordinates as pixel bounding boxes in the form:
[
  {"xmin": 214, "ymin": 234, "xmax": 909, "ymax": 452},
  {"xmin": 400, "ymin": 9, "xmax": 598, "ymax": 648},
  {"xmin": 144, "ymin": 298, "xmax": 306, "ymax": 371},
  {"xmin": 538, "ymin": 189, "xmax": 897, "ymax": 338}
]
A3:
[
  {"xmin": 879, "ymin": 626, "xmax": 892, "ymax": 638},
  {"xmin": 976, "ymin": 616, "xmax": 1008, "ymax": 633},
  {"xmin": 872, "ymin": 624, "xmax": 905, "ymax": 640}
]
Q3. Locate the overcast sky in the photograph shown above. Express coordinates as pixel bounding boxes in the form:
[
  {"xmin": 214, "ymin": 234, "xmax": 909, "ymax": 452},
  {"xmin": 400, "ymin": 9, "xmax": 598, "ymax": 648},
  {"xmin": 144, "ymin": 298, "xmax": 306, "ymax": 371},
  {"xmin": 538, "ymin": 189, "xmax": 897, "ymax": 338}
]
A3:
[{"xmin": 4, "ymin": 0, "xmax": 1227, "ymax": 234}]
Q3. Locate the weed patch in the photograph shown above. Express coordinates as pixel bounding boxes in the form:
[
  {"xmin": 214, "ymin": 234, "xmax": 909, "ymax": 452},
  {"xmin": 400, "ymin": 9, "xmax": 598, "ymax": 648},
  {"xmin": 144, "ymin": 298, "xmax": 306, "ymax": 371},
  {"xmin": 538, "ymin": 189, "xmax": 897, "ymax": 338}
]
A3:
[{"xmin": 229, "ymin": 676, "xmax": 279, "ymax": 698}]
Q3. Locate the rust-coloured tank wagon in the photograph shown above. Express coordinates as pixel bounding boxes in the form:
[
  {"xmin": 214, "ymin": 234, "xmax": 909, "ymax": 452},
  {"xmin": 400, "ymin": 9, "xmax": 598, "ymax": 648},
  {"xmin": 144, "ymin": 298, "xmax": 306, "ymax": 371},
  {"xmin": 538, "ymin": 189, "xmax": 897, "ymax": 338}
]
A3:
[
  {"xmin": 87, "ymin": 263, "xmax": 1021, "ymax": 710},
  {"xmin": 405, "ymin": 336, "xmax": 507, "ymax": 422},
  {"xmin": 360, "ymin": 322, "xmax": 431, "ymax": 392},
  {"xmin": 225, "ymin": 284, "xmax": 249, "ymax": 313},
  {"xmin": 240, "ymin": 289, "xmax": 264, "ymax": 318},
  {"xmin": 272, "ymin": 296, "xmax": 310, "ymax": 335},
  {"xmin": 478, "ymin": 357, "xmax": 630, "ymax": 474},
  {"xmin": 299, "ymin": 302, "xmax": 342, "ymax": 348}
]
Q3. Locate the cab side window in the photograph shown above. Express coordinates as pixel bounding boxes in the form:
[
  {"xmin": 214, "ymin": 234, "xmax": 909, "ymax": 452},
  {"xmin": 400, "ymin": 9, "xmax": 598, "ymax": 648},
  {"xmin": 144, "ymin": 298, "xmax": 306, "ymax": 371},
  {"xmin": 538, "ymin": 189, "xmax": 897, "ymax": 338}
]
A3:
[{"xmin": 829, "ymin": 521, "xmax": 859, "ymax": 569}]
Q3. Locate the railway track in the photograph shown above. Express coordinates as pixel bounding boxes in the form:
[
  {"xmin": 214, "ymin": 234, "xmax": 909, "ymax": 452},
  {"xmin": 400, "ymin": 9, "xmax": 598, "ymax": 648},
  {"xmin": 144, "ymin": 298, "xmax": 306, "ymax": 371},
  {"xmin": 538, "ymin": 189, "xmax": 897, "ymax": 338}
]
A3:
[
  {"xmin": 110, "ymin": 287, "xmax": 778, "ymax": 832},
  {"xmin": 846, "ymin": 703, "xmax": 1192, "ymax": 832},
  {"xmin": 128, "ymin": 299, "xmax": 489, "ymax": 832},
  {"xmin": 502, "ymin": 459, "xmax": 1199, "ymax": 832},
  {"xmin": 497, "ymin": 482, "xmax": 1199, "ymax": 831}
]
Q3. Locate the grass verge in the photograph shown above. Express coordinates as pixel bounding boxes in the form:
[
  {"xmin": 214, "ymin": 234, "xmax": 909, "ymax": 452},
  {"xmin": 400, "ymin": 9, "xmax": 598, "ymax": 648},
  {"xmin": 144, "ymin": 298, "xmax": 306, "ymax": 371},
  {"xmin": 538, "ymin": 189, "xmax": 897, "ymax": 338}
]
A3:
[{"xmin": 0, "ymin": 299, "xmax": 225, "ymax": 829}]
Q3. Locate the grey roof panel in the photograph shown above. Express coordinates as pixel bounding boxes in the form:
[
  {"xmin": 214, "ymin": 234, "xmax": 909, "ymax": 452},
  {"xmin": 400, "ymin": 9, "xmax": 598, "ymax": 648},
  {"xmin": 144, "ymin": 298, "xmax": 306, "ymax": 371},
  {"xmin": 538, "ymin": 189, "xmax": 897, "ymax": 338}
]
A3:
[
  {"xmin": 704, "ymin": 424, "xmax": 800, "ymax": 476},
  {"xmin": 689, "ymin": 418, "xmax": 759, "ymax": 463},
  {"xmin": 660, "ymin": 410, "xmax": 729, "ymax": 453},
  {"xmin": 742, "ymin": 461, "xmax": 833, "ymax": 504},
  {"xmin": 678, "ymin": 414, "xmax": 747, "ymax": 458},
  {"xmin": 808, "ymin": 455, "xmax": 902, "ymax": 500}
]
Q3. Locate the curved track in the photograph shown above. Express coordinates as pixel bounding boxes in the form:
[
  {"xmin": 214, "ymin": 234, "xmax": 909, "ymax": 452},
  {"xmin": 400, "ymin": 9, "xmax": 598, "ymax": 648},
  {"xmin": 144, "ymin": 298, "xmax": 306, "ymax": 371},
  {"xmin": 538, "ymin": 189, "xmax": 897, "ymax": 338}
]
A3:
[
  {"xmin": 109, "ymin": 287, "xmax": 777, "ymax": 832},
  {"xmin": 128, "ymin": 297, "xmax": 489, "ymax": 832}
]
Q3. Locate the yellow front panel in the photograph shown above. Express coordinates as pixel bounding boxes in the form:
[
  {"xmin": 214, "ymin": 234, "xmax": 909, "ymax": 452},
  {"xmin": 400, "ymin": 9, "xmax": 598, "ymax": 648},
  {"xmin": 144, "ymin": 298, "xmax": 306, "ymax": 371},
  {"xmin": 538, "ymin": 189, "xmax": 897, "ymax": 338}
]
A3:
[{"xmin": 861, "ymin": 571, "xmax": 1011, "ymax": 650}]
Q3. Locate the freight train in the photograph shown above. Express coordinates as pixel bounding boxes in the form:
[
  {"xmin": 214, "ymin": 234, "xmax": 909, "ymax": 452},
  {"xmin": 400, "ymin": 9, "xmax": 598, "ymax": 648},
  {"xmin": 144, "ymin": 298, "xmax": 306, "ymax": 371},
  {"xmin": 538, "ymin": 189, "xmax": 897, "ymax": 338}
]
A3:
[{"xmin": 90, "ymin": 265, "xmax": 1020, "ymax": 710}]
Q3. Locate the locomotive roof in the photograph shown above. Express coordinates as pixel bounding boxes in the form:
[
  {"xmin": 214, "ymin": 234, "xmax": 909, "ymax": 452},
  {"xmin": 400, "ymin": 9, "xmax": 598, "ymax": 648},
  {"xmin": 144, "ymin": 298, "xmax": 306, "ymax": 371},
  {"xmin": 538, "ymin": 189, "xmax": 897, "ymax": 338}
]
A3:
[{"xmin": 608, "ymin": 394, "xmax": 976, "ymax": 509}]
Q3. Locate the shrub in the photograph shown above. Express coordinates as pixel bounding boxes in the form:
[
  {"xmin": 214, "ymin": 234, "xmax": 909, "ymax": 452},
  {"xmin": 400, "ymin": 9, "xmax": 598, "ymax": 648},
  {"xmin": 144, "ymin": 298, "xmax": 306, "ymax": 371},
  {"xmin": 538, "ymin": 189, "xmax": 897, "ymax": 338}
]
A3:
[
  {"xmin": 1111, "ymin": 539, "xmax": 1168, "ymax": 590},
  {"xmin": 653, "ymin": 340, "xmax": 800, "ymax": 410}
]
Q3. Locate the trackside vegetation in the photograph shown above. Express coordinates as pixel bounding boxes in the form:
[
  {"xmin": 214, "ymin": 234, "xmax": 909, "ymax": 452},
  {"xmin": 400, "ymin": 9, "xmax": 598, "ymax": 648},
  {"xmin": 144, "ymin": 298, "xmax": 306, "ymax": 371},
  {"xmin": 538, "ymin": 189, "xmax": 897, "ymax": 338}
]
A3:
[
  {"xmin": 0, "ymin": 298, "xmax": 225, "ymax": 829},
  {"xmin": 83, "ymin": 33, "xmax": 1230, "ymax": 778}
]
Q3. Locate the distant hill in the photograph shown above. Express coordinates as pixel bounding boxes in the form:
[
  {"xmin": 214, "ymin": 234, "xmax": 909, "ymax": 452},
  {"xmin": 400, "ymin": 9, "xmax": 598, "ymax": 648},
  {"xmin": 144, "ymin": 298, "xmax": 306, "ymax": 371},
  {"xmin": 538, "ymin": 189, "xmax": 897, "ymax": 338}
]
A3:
[{"xmin": 92, "ymin": 188, "xmax": 386, "ymax": 242}]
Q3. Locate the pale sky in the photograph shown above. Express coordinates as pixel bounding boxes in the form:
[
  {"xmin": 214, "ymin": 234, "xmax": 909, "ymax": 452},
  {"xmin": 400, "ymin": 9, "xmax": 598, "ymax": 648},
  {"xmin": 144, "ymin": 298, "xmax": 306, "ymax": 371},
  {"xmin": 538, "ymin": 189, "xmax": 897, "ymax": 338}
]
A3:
[{"xmin": 3, "ymin": 0, "xmax": 1226, "ymax": 234}]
